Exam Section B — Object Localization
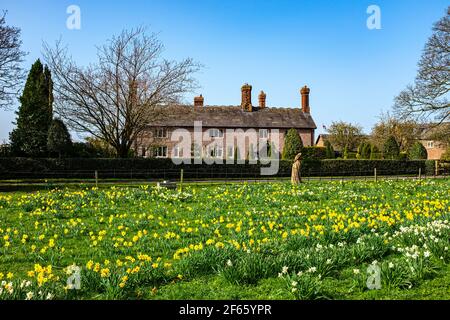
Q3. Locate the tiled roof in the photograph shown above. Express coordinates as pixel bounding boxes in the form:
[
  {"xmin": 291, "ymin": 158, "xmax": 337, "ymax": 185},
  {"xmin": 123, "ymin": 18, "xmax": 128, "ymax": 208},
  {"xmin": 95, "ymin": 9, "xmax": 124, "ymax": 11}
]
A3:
[
  {"xmin": 417, "ymin": 123, "xmax": 450, "ymax": 140},
  {"xmin": 149, "ymin": 105, "xmax": 317, "ymax": 129}
]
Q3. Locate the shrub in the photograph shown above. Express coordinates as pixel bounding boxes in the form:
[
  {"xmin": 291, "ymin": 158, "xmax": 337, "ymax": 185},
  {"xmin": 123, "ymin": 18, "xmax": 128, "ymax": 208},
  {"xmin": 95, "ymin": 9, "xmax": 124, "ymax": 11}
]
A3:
[
  {"xmin": 383, "ymin": 136, "xmax": 400, "ymax": 160},
  {"xmin": 301, "ymin": 147, "xmax": 327, "ymax": 160},
  {"xmin": 441, "ymin": 148, "xmax": 450, "ymax": 161},
  {"xmin": 399, "ymin": 152, "xmax": 408, "ymax": 160},
  {"xmin": 324, "ymin": 141, "xmax": 335, "ymax": 159},
  {"xmin": 408, "ymin": 142, "xmax": 428, "ymax": 160},
  {"xmin": 370, "ymin": 145, "xmax": 381, "ymax": 159},
  {"xmin": 282, "ymin": 128, "xmax": 303, "ymax": 160},
  {"xmin": 47, "ymin": 119, "xmax": 72, "ymax": 158},
  {"xmin": 358, "ymin": 142, "xmax": 371, "ymax": 159},
  {"xmin": 343, "ymin": 145, "xmax": 349, "ymax": 159}
]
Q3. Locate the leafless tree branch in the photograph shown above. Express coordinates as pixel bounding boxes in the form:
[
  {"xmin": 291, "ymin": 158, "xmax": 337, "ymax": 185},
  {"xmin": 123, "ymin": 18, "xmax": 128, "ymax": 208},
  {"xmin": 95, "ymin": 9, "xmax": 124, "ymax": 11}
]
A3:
[
  {"xmin": 43, "ymin": 27, "xmax": 201, "ymax": 157},
  {"xmin": 394, "ymin": 7, "xmax": 450, "ymax": 124},
  {"xmin": 0, "ymin": 11, "xmax": 27, "ymax": 109}
]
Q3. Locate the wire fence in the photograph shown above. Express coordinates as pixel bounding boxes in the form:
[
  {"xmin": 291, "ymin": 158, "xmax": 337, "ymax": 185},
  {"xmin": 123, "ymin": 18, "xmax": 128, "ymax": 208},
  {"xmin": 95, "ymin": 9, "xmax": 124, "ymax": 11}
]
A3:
[{"xmin": 1, "ymin": 167, "xmax": 449, "ymax": 183}]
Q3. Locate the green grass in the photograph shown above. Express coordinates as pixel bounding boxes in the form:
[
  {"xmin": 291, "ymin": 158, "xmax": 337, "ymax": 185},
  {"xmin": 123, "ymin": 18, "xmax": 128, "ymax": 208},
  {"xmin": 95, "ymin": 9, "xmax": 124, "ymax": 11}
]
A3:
[{"xmin": 0, "ymin": 179, "xmax": 449, "ymax": 300}]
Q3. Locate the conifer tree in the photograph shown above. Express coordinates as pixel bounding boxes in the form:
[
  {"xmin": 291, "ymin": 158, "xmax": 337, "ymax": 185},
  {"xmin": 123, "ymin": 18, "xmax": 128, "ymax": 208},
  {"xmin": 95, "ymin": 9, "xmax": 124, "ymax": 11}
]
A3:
[
  {"xmin": 10, "ymin": 59, "xmax": 53, "ymax": 156},
  {"xmin": 282, "ymin": 128, "xmax": 304, "ymax": 160}
]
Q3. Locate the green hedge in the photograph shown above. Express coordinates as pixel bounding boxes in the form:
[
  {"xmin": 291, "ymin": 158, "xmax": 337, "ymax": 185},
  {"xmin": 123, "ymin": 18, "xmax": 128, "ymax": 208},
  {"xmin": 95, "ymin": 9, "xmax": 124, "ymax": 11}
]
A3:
[
  {"xmin": 0, "ymin": 158, "xmax": 436, "ymax": 180},
  {"xmin": 301, "ymin": 146, "xmax": 327, "ymax": 160},
  {"xmin": 300, "ymin": 159, "xmax": 433, "ymax": 177}
]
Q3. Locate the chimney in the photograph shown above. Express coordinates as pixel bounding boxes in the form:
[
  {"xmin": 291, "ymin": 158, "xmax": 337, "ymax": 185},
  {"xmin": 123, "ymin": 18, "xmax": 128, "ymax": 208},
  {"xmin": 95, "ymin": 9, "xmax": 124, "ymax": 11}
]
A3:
[
  {"xmin": 194, "ymin": 94, "xmax": 204, "ymax": 108},
  {"xmin": 300, "ymin": 85, "xmax": 310, "ymax": 113},
  {"xmin": 258, "ymin": 90, "xmax": 266, "ymax": 109},
  {"xmin": 241, "ymin": 83, "xmax": 252, "ymax": 112}
]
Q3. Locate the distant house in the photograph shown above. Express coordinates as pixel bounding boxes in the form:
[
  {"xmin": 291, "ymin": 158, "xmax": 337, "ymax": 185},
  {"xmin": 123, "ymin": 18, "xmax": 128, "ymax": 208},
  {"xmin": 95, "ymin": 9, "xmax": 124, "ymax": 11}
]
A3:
[
  {"xmin": 315, "ymin": 134, "xmax": 329, "ymax": 148},
  {"xmin": 0, "ymin": 143, "xmax": 11, "ymax": 157},
  {"xmin": 417, "ymin": 123, "xmax": 449, "ymax": 160},
  {"xmin": 133, "ymin": 84, "xmax": 317, "ymax": 159},
  {"xmin": 315, "ymin": 134, "xmax": 369, "ymax": 151}
]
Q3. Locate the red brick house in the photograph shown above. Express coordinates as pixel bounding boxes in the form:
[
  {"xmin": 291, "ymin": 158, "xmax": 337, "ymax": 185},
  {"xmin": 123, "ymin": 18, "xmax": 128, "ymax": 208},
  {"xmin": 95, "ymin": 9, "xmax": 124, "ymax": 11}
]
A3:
[
  {"xmin": 417, "ymin": 123, "xmax": 449, "ymax": 160},
  {"xmin": 133, "ymin": 84, "xmax": 317, "ymax": 159}
]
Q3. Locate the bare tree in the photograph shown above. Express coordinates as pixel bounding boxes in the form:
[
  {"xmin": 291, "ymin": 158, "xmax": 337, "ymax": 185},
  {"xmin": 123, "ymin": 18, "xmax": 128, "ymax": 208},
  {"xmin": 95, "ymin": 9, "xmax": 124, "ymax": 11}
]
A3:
[
  {"xmin": 0, "ymin": 11, "xmax": 26, "ymax": 109},
  {"xmin": 44, "ymin": 27, "xmax": 201, "ymax": 157},
  {"xmin": 370, "ymin": 112, "xmax": 419, "ymax": 152},
  {"xmin": 394, "ymin": 7, "xmax": 450, "ymax": 123},
  {"xmin": 326, "ymin": 121, "xmax": 364, "ymax": 151}
]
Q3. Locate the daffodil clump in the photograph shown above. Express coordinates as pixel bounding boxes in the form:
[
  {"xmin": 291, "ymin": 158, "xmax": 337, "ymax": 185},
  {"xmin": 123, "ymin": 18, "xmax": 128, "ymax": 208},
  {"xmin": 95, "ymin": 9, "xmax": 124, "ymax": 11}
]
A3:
[{"xmin": 0, "ymin": 179, "xmax": 449, "ymax": 299}]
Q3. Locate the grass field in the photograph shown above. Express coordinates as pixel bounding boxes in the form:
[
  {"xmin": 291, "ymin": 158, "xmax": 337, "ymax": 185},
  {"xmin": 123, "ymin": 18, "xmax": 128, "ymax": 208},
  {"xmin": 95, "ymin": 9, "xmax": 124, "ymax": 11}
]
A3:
[{"xmin": 0, "ymin": 179, "xmax": 449, "ymax": 300}]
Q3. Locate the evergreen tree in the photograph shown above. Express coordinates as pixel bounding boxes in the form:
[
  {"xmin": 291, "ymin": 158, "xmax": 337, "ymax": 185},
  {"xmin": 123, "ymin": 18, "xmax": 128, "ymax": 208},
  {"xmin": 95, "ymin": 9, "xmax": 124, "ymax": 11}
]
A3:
[
  {"xmin": 408, "ymin": 141, "xmax": 428, "ymax": 160},
  {"xmin": 282, "ymin": 128, "xmax": 303, "ymax": 160},
  {"xmin": 357, "ymin": 142, "xmax": 371, "ymax": 159},
  {"xmin": 10, "ymin": 59, "xmax": 53, "ymax": 156},
  {"xmin": 47, "ymin": 119, "xmax": 72, "ymax": 158},
  {"xmin": 324, "ymin": 140, "xmax": 335, "ymax": 159},
  {"xmin": 343, "ymin": 145, "xmax": 349, "ymax": 159},
  {"xmin": 383, "ymin": 136, "xmax": 400, "ymax": 160},
  {"xmin": 370, "ymin": 144, "xmax": 380, "ymax": 160}
]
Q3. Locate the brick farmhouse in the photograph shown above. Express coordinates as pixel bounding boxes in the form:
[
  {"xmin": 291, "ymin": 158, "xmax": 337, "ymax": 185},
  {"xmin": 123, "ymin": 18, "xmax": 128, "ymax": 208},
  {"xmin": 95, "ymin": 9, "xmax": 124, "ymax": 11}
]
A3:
[{"xmin": 133, "ymin": 84, "xmax": 317, "ymax": 159}]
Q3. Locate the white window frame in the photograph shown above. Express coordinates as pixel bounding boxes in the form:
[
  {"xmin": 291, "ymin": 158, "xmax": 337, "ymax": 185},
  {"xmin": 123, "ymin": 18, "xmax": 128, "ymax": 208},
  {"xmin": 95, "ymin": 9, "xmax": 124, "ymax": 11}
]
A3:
[
  {"xmin": 173, "ymin": 145, "xmax": 182, "ymax": 158},
  {"xmin": 259, "ymin": 129, "xmax": 269, "ymax": 139},
  {"xmin": 427, "ymin": 141, "xmax": 434, "ymax": 148},
  {"xmin": 155, "ymin": 146, "xmax": 168, "ymax": 158},
  {"xmin": 155, "ymin": 128, "xmax": 169, "ymax": 138},
  {"xmin": 209, "ymin": 145, "xmax": 223, "ymax": 158},
  {"xmin": 226, "ymin": 146, "xmax": 234, "ymax": 158},
  {"xmin": 208, "ymin": 128, "xmax": 223, "ymax": 138}
]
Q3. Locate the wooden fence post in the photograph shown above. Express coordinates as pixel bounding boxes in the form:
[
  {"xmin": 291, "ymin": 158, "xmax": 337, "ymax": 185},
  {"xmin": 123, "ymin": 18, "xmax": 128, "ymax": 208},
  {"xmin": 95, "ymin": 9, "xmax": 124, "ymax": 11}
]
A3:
[
  {"xmin": 179, "ymin": 169, "xmax": 184, "ymax": 192},
  {"xmin": 374, "ymin": 168, "xmax": 377, "ymax": 182},
  {"xmin": 435, "ymin": 160, "xmax": 439, "ymax": 176},
  {"xmin": 418, "ymin": 168, "xmax": 422, "ymax": 181},
  {"xmin": 95, "ymin": 170, "xmax": 98, "ymax": 187}
]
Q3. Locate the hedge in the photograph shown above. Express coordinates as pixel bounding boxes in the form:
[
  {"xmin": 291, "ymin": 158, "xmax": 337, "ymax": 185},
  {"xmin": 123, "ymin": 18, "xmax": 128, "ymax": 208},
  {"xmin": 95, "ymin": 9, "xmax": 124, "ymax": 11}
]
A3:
[
  {"xmin": 301, "ymin": 146, "xmax": 327, "ymax": 160},
  {"xmin": 0, "ymin": 158, "xmax": 437, "ymax": 180}
]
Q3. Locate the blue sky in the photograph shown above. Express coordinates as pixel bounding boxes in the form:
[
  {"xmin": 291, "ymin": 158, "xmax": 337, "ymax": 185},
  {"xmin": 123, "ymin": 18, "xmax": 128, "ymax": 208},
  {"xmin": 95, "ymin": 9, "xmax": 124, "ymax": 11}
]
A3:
[{"xmin": 0, "ymin": 0, "xmax": 448, "ymax": 141}]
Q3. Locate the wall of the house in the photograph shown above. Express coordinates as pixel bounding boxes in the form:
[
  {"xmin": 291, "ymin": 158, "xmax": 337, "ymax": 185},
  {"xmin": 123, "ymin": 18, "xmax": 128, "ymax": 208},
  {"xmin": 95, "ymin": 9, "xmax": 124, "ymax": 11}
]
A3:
[
  {"xmin": 134, "ymin": 127, "xmax": 315, "ymax": 158},
  {"xmin": 420, "ymin": 140, "xmax": 447, "ymax": 160}
]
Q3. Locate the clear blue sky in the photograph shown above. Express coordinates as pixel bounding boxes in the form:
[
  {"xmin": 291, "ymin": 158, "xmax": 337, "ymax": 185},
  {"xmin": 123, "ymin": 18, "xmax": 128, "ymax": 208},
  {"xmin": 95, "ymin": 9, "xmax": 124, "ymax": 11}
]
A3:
[{"xmin": 0, "ymin": 0, "xmax": 448, "ymax": 141}]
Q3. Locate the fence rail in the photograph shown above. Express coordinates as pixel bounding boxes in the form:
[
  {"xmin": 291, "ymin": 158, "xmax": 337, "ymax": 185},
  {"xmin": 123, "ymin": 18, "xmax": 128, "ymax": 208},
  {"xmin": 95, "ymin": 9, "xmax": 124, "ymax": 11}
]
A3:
[{"xmin": 0, "ymin": 167, "xmax": 449, "ymax": 182}]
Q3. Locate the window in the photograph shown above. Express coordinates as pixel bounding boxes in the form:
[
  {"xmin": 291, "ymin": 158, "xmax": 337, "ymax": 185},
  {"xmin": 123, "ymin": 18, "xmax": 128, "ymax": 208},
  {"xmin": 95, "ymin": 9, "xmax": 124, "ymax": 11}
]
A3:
[
  {"xmin": 259, "ymin": 129, "xmax": 269, "ymax": 139},
  {"xmin": 209, "ymin": 145, "xmax": 223, "ymax": 158},
  {"xmin": 155, "ymin": 128, "xmax": 168, "ymax": 138},
  {"xmin": 173, "ymin": 145, "xmax": 182, "ymax": 158},
  {"xmin": 227, "ymin": 146, "xmax": 234, "ymax": 158},
  {"xmin": 427, "ymin": 141, "xmax": 434, "ymax": 148},
  {"xmin": 192, "ymin": 143, "xmax": 202, "ymax": 158},
  {"xmin": 209, "ymin": 128, "xmax": 223, "ymax": 138},
  {"xmin": 154, "ymin": 146, "xmax": 168, "ymax": 158}
]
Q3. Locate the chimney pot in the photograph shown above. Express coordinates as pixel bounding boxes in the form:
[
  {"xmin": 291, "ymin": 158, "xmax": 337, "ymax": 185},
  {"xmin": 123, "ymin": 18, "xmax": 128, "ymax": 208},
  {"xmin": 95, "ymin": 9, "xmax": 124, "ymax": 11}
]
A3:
[
  {"xmin": 194, "ymin": 94, "xmax": 204, "ymax": 108},
  {"xmin": 241, "ymin": 83, "xmax": 252, "ymax": 112},
  {"xmin": 301, "ymin": 85, "xmax": 310, "ymax": 113},
  {"xmin": 258, "ymin": 90, "xmax": 266, "ymax": 109}
]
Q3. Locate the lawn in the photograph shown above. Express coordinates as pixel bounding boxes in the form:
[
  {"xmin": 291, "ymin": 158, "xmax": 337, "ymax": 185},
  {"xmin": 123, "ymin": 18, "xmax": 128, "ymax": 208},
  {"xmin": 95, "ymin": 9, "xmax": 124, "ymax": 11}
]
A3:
[{"xmin": 0, "ymin": 179, "xmax": 449, "ymax": 300}]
